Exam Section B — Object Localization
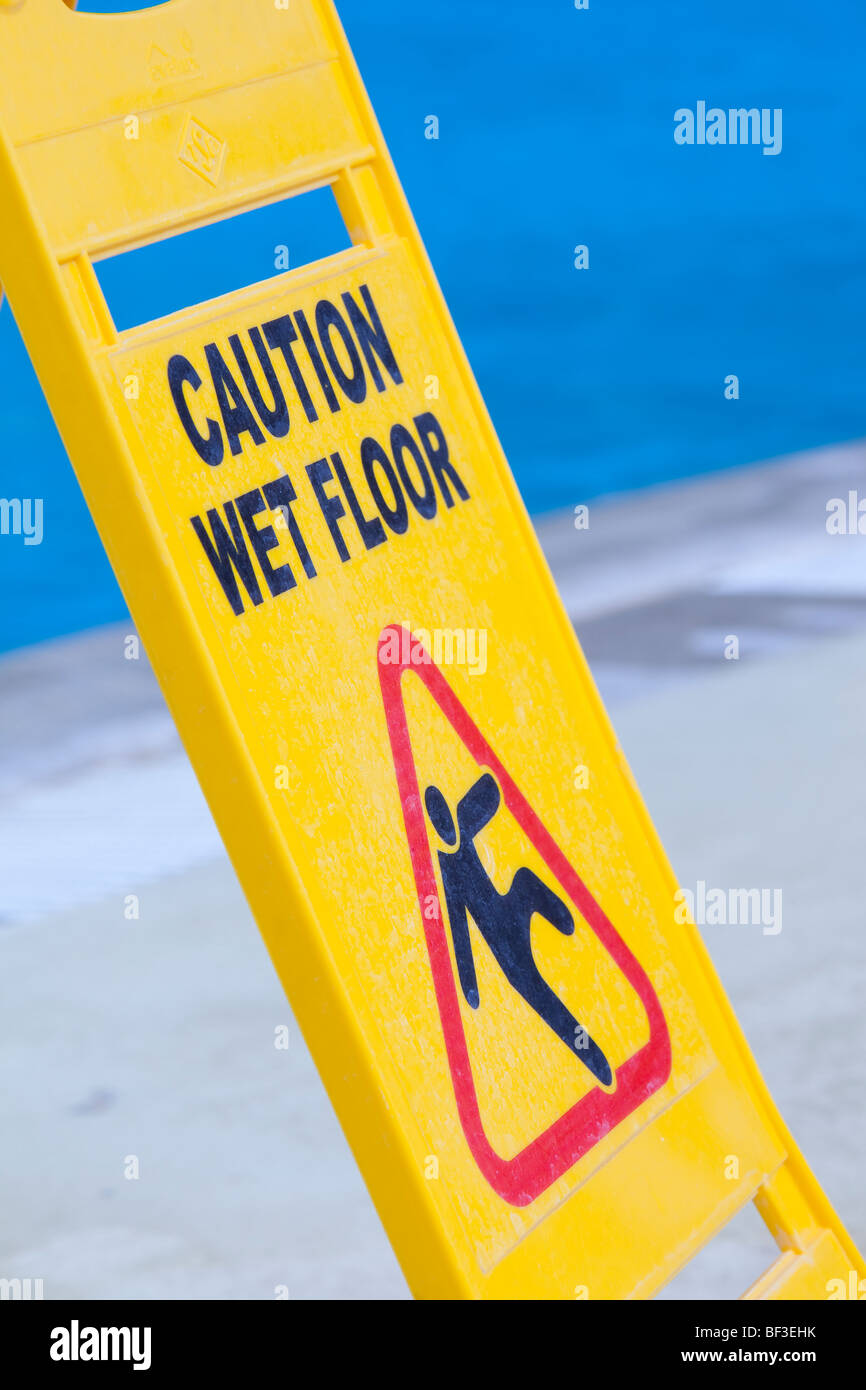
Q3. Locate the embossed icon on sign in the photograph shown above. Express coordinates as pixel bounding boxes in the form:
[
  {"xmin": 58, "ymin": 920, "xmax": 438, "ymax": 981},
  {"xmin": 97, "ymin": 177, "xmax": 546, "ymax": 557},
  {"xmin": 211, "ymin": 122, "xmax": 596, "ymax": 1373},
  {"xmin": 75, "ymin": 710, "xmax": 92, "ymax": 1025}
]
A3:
[
  {"xmin": 148, "ymin": 32, "xmax": 199, "ymax": 85},
  {"xmin": 177, "ymin": 114, "xmax": 227, "ymax": 186}
]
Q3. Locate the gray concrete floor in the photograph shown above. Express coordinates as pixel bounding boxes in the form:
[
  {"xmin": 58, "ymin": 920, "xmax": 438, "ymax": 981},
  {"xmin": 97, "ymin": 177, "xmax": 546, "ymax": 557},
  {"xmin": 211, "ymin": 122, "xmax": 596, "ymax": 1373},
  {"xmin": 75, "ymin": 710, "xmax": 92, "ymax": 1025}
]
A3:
[{"xmin": 1, "ymin": 440, "xmax": 864, "ymax": 1298}]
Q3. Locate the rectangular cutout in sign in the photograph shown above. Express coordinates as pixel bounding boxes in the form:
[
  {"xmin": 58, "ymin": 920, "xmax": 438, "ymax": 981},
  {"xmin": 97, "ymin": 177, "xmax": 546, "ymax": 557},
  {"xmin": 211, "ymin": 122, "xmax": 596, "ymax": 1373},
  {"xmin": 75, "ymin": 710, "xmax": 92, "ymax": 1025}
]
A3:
[{"xmin": 94, "ymin": 186, "xmax": 352, "ymax": 332}]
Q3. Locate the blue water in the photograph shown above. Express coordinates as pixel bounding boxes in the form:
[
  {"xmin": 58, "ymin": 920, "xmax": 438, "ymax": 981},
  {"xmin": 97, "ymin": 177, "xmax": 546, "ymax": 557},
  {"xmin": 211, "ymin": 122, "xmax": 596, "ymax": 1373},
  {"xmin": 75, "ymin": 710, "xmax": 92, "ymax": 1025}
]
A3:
[{"xmin": 2, "ymin": 0, "xmax": 865, "ymax": 651}]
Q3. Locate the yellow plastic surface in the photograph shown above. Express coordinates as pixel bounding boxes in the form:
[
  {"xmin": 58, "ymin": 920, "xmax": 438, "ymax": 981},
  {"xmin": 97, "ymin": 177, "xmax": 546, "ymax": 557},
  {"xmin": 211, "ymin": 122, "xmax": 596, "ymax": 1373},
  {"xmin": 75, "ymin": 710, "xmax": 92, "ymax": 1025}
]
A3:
[{"xmin": 0, "ymin": 0, "xmax": 861, "ymax": 1299}]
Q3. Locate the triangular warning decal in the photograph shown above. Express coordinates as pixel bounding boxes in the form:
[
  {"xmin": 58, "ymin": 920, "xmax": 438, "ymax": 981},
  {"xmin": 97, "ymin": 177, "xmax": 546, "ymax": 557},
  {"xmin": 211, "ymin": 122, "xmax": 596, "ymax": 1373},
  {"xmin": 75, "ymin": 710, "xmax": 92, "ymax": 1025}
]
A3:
[{"xmin": 378, "ymin": 623, "xmax": 671, "ymax": 1206}]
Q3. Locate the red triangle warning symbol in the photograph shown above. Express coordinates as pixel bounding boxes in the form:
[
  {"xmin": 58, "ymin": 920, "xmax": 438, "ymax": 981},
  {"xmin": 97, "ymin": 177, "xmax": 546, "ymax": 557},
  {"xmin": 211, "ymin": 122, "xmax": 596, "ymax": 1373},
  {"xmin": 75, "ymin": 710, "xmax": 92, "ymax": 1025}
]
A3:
[{"xmin": 378, "ymin": 624, "xmax": 671, "ymax": 1206}]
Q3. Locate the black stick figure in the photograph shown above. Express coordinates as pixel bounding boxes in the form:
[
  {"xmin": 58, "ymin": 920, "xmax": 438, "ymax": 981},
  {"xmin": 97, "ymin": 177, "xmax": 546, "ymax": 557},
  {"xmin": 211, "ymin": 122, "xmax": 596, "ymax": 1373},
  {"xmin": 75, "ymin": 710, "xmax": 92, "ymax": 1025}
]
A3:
[{"xmin": 425, "ymin": 774, "xmax": 613, "ymax": 1087}]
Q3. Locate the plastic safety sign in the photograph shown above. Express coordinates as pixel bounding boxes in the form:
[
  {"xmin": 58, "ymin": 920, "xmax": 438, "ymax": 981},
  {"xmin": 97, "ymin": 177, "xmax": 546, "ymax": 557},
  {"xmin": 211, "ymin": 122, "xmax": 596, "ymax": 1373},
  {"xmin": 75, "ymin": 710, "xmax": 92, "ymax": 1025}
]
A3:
[{"xmin": 0, "ymin": 0, "xmax": 862, "ymax": 1299}]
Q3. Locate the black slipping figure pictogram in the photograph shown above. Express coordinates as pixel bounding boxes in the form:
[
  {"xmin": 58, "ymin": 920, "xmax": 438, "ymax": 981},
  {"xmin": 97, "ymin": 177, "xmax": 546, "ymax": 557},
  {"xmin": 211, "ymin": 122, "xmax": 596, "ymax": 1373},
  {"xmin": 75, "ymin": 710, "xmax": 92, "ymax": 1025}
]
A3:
[{"xmin": 424, "ymin": 774, "xmax": 613, "ymax": 1088}]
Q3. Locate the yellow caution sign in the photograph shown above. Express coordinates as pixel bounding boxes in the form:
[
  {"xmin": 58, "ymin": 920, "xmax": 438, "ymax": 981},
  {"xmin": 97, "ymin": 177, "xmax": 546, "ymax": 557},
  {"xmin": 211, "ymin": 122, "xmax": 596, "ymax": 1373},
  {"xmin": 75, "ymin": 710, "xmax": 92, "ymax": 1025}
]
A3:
[{"xmin": 0, "ymin": 0, "xmax": 861, "ymax": 1300}]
